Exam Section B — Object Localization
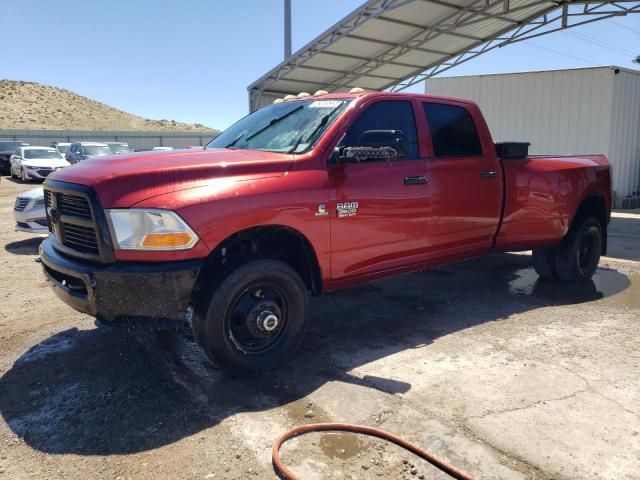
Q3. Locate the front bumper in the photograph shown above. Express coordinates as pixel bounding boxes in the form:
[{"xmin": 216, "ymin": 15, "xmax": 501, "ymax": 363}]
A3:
[
  {"xmin": 23, "ymin": 167, "xmax": 59, "ymax": 180},
  {"xmin": 16, "ymin": 221, "xmax": 48, "ymax": 234},
  {"xmin": 13, "ymin": 200, "xmax": 47, "ymax": 233},
  {"xmin": 39, "ymin": 237, "xmax": 202, "ymax": 329}
]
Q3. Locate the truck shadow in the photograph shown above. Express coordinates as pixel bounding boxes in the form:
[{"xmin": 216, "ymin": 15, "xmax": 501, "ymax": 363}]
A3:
[
  {"xmin": 0, "ymin": 253, "xmax": 632, "ymax": 455},
  {"xmin": 4, "ymin": 237, "xmax": 44, "ymax": 255}
]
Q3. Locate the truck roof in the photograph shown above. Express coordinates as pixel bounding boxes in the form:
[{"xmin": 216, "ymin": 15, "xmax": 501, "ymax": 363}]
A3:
[{"xmin": 272, "ymin": 90, "xmax": 478, "ymax": 107}]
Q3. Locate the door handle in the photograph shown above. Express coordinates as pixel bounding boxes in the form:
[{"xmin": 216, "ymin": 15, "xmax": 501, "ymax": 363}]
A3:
[
  {"xmin": 480, "ymin": 171, "xmax": 497, "ymax": 179},
  {"xmin": 404, "ymin": 176, "xmax": 428, "ymax": 185}
]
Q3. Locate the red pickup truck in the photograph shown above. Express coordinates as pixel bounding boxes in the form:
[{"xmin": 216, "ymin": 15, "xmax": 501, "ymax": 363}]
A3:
[{"xmin": 40, "ymin": 91, "xmax": 611, "ymax": 371}]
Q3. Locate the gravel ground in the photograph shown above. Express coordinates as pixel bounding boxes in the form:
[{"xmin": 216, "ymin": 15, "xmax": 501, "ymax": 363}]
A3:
[{"xmin": 1, "ymin": 177, "xmax": 638, "ymax": 480}]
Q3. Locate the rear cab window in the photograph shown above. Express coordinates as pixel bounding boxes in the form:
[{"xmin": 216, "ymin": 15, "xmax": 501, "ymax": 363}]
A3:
[{"xmin": 423, "ymin": 102, "xmax": 482, "ymax": 157}]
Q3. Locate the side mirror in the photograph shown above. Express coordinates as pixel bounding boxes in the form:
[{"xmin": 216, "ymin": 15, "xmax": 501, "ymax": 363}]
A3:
[
  {"xmin": 335, "ymin": 129, "xmax": 405, "ymax": 163},
  {"xmin": 337, "ymin": 146, "xmax": 397, "ymax": 163}
]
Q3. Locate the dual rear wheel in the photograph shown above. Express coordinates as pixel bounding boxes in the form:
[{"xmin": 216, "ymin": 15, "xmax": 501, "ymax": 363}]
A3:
[{"xmin": 532, "ymin": 216, "xmax": 603, "ymax": 283}]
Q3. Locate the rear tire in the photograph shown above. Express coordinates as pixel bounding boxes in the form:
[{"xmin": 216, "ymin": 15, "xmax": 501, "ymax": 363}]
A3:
[
  {"xmin": 532, "ymin": 248, "xmax": 557, "ymax": 279},
  {"xmin": 554, "ymin": 217, "xmax": 603, "ymax": 283},
  {"xmin": 192, "ymin": 259, "xmax": 308, "ymax": 372}
]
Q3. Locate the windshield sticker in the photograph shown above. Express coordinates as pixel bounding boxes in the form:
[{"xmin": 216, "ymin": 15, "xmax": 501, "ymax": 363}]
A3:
[{"xmin": 309, "ymin": 100, "xmax": 343, "ymax": 109}]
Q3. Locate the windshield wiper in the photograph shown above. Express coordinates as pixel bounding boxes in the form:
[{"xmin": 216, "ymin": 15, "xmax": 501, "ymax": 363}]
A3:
[
  {"xmin": 224, "ymin": 129, "xmax": 249, "ymax": 149},
  {"xmin": 288, "ymin": 104, "xmax": 343, "ymax": 154},
  {"xmin": 243, "ymin": 104, "xmax": 304, "ymax": 143}
]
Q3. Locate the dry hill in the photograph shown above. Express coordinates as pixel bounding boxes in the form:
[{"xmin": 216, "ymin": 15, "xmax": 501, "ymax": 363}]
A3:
[{"xmin": 0, "ymin": 80, "xmax": 217, "ymax": 132}]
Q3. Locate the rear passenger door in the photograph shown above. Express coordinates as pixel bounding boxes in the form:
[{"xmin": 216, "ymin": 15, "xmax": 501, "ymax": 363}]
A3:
[{"xmin": 421, "ymin": 101, "xmax": 502, "ymax": 255}]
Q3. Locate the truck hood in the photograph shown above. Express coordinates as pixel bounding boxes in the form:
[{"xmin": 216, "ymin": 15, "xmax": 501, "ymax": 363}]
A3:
[{"xmin": 48, "ymin": 148, "xmax": 295, "ymax": 208}]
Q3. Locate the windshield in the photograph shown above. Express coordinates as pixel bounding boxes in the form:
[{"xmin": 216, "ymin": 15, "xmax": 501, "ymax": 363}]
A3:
[
  {"xmin": 84, "ymin": 146, "xmax": 112, "ymax": 157},
  {"xmin": 55, "ymin": 145, "xmax": 70, "ymax": 154},
  {"xmin": 206, "ymin": 99, "xmax": 350, "ymax": 154},
  {"xmin": 24, "ymin": 149, "xmax": 63, "ymax": 159},
  {"xmin": 108, "ymin": 144, "xmax": 132, "ymax": 154}
]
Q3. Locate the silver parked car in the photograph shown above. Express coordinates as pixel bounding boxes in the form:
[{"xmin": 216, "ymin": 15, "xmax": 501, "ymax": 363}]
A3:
[
  {"xmin": 13, "ymin": 187, "xmax": 47, "ymax": 234},
  {"xmin": 65, "ymin": 142, "xmax": 112, "ymax": 163}
]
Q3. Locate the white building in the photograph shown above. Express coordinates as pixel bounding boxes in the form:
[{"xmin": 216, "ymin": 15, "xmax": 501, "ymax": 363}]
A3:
[{"xmin": 425, "ymin": 66, "xmax": 640, "ymax": 208}]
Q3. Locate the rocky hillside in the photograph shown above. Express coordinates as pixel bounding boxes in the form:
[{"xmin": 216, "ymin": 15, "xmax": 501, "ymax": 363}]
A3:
[{"xmin": 0, "ymin": 80, "xmax": 217, "ymax": 132}]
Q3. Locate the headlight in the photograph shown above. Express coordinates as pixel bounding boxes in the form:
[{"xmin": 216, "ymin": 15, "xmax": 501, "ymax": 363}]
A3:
[
  {"xmin": 24, "ymin": 165, "xmax": 37, "ymax": 170},
  {"xmin": 106, "ymin": 209, "xmax": 199, "ymax": 250}
]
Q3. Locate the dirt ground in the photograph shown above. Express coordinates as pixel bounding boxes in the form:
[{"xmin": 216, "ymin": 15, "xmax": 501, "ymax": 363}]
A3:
[{"xmin": 1, "ymin": 177, "xmax": 638, "ymax": 480}]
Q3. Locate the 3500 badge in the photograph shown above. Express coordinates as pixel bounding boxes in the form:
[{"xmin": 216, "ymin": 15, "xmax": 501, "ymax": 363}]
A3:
[{"xmin": 336, "ymin": 202, "xmax": 359, "ymax": 217}]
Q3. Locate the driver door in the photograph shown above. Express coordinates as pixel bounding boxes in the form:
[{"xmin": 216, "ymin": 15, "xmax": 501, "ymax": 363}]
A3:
[{"xmin": 329, "ymin": 99, "xmax": 430, "ymax": 279}]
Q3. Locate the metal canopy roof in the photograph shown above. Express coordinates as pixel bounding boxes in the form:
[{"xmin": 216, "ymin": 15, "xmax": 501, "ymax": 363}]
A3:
[{"xmin": 248, "ymin": 0, "xmax": 640, "ymax": 110}]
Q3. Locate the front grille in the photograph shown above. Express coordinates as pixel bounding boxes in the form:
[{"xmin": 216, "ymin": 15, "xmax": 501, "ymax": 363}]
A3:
[
  {"xmin": 14, "ymin": 197, "xmax": 29, "ymax": 211},
  {"xmin": 60, "ymin": 222, "xmax": 99, "ymax": 255},
  {"xmin": 44, "ymin": 184, "xmax": 107, "ymax": 261},
  {"xmin": 58, "ymin": 193, "xmax": 92, "ymax": 219},
  {"xmin": 36, "ymin": 168, "xmax": 54, "ymax": 177}
]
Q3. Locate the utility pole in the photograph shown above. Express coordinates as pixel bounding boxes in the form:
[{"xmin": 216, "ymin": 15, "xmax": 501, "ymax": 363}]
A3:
[{"xmin": 284, "ymin": 0, "xmax": 292, "ymax": 60}]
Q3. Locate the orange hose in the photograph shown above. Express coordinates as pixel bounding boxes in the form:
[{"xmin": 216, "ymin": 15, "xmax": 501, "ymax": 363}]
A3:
[{"xmin": 272, "ymin": 423, "xmax": 475, "ymax": 480}]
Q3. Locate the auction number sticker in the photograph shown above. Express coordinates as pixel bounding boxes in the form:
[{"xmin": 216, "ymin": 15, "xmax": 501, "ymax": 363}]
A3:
[{"xmin": 309, "ymin": 100, "xmax": 343, "ymax": 108}]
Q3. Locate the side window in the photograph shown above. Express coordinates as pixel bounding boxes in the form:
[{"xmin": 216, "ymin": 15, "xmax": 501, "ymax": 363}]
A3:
[
  {"xmin": 423, "ymin": 103, "xmax": 482, "ymax": 157},
  {"xmin": 340, "ymin": 100, "xmax": 419, "ymax": 160}
]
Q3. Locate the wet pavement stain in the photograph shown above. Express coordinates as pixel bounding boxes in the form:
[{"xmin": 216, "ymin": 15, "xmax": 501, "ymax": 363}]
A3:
[
  {"xmin": 318, "ymin": 432, "xmax": 369, "ymax": 460},
  {"xmin": 509, "ymin": 268, "xmax": 640, "ymax": 309}
]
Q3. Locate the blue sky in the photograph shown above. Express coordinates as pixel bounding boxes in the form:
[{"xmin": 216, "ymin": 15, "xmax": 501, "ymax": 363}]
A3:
[{"xmin": 1, "ymin": 0, "xmax": 639, "ymax": 130}]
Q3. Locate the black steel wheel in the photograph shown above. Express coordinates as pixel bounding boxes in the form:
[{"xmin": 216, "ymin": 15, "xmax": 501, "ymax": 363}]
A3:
[
  {"xmin": 555, "ymin": 216, "xmax": 603, "ymax": 283},
  {"xmin": 226, "ymin": 284, "xmax": 289, "ymax": 355},
  {"xmin": 192, "ymin": 259, "xmax": 308, "ymax": 372}
]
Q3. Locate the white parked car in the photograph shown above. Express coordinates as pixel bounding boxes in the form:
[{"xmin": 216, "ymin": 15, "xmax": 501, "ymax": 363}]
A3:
[
  {"xmin": 13, "ymin": 187, "xmax": 47, "ymax": 234},
  {"xmin": 10, "ymin": 146, "xmax": 70, "ymax": 182}
]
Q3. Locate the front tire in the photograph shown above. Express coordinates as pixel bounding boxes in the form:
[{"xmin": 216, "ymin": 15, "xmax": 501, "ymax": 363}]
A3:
[
  {"xmin": 20, "ymin": 168, "xmax": 29, "ymax": 183},
  {"xmin": 192, "ymin": 259, "xmax": 308, "ymax": 372},
  {"xmin": 554, "ymin": 217, "xmax": 603, "ymax": 283}
]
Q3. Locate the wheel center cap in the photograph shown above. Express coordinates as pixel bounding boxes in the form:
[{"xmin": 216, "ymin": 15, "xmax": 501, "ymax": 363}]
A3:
[{"xmin": 257, "ymin": 310, "xmax": 279, "ymax": 332}]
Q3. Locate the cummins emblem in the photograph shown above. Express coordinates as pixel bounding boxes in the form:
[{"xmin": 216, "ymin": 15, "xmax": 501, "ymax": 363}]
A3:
[
  {"xmin": 337, "ymin": 202, "xmax": 359, "ymax": 218},
  {"xmin": 315, "ymin": 204, "xmax": 328, "ymax": 217}
]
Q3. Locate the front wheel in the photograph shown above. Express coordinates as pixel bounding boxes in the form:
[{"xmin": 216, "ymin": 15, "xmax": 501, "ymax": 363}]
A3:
[
  {"xmin": 554, "ymin": 217, "xmax": 603, "ymax": 283},
  {"xmin": 192, "ymin": 259, "xmax": 308, "ymax": 372},
  {"xmin": 20, "ymin": 168, "xmax": 29, "ymax": 183}
]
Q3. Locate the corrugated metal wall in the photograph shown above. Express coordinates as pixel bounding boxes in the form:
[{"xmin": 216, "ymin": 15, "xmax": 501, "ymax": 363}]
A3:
[
  {"xmin": 608, "ymin": 70, "xmax": 640, "ymax": 200},
  {"xmin": 426, "ymin": 67, "xmax": 640, "ymax": 204},
  {"xmin": 0, "ymin": 130, "xmax": 218, "ymax": 151}
]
